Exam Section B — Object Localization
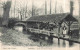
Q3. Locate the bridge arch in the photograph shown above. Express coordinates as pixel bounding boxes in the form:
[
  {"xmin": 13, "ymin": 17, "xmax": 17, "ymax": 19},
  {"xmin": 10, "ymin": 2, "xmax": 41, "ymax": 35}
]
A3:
[
  {"xmin": 14, "ymin": 22, "xmax": 27, "ymax": 31},
  {"xmin": 15, "ymin": 22, "xmax": 26, "ymax": 26}
]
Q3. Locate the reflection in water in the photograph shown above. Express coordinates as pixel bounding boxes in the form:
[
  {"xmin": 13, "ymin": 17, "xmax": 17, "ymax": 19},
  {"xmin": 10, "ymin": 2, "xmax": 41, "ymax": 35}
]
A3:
[
  {"xmin": 58, "ymin": 39, "xmax": 60, "ymax": 47},
  {"xmin": 0, "ymin": 32, "xmax": 2, "ymax": 36},
  {"xmin": 47, "ymin": 35, "xmax": 53, "ymax": 45},
  {"xmin": 63, "ymin": 40, "xmax": 66, "ymax": 47},
  {"xmin": 47, "ymin": 39, "xmax": 53, "ymax": 45},
  {"xmin": 69, "ymin": 41, "xmax": 74, "ymax": 47}
]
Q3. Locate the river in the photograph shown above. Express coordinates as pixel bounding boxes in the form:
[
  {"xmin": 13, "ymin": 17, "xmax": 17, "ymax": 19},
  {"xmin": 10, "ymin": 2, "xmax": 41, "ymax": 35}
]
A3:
[{"xmin": 14, "ymin": 26, "xmax": 80, "ymax": 48}]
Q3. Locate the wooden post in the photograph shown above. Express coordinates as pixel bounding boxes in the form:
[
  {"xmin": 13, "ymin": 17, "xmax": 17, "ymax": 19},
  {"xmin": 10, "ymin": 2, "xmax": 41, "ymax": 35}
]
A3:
[
  {"xmin": 21, "ymin": 15, "xmax": 22, "ymax": 21},
  {"xmin": 57, "ymin": 22, "xmax": 61, "ymax": 44},
  {"xmin": 36, "ymin": 22, "xmax": 41, "ymax": 38},
  {"xmin": 57, "ymin": 23, "xmax": 60, "ymax": 44},
  {"xmin": 47, "ymin": 22, "xmax": 49, "ymax": 30},
  {"xmin": 58, "ymin": 38, "xmax": 60, "ymax": 46},
  {"xmin": 68, "ymin": 21, "xmax": 70, "ymax": 35},
  {"xmin": 37, "ymin": 22, "xmax": 40, "ymax": 29}
]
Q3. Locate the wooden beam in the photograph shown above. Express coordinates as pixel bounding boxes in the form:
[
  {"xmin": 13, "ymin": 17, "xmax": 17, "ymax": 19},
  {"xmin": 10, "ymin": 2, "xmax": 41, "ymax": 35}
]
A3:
[
  {"xmin": 64, "ymin": 21, "xmax": 73, "ymax": 26},
  {"xmin": 68, "ymin": 21, "xmax": 70, "ymax": 34},
  {"xmin": 65, "ymin": 21, "xmax": 69, "ymax": 26},
  {"xmin": 58, "ymin": 23, "xmax": 61, "ymax": 38},
  {"xmin": 70, "ymin": 21, "xmax": 73, "ymax": 25}
]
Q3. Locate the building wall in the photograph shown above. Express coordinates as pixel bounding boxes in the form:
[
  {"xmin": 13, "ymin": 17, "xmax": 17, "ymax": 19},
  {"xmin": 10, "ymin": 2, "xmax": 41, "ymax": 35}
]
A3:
[
  {"xmin": 60, "ymin": 21, "xmax": 79, "ymax": 35},
  {"xmin": 70, "ymin": 22, "xmax": 79, "ymax": 30}
]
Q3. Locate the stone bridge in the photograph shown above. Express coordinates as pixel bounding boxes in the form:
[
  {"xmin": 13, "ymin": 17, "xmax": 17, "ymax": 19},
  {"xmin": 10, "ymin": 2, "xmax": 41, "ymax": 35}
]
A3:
[
  {"xmin": 15, "ymin": 21, "xmax": 27, "ymax": 26},
  {"xmin": 14, "ymin": 21, "xmax": 27, "ymax": 31},
  {"xmin": 8, "ymin": 21, "xmax": 27, "ymax": 30}
]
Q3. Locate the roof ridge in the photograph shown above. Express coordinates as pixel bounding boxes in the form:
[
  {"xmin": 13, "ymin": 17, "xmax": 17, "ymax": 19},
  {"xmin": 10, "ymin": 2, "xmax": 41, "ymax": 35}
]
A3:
[{"xmin": 31, "ymin": 13, "xmax": 70, "ymax": 17}]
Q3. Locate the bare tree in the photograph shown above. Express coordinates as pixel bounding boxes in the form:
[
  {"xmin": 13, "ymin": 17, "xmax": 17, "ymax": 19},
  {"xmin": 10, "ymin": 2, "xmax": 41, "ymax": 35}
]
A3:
[
  {"xmin": 14, "ymin": 0, "xmax": 16, "ymax": 18},
  {"xmin": 33, "ymin": 6, "xmax": 43, "ymax": 16},
  {"xmin": 28, "ymin": 6, "xmax": 43, "ymax": 17},
  {"xmin": 16, "ymin": 3, "xmax": 43, "ymax": 20},
  {"xmin": 17, "ymin": 8, "xmax": 23, "ymax": 20},
  {"xmin": 32, "ymin": 0, "xmax": 34, "ymax": 16},
  {"xmin": 45, "ymin": 0, "xmax": 47, "ymax": 15},
  {"xmin": 78, "ymin": 0, "xmax": 80, "ymax": 34},
  {"xmin": 55, "ymin": 0, "xmax": 57, "ymax": 14},
  {"xmin": 50, "ymin": 0, "xmax": 51, "ymax": 14},
  {"xmin": 31, "ymin": 0, "xmax": 43, "ymax": 16},
  {"xmin": 1, "ymin": 0, "xmax": 12, "ymax": 27},
  {"xmin": 59, "ymin": 5, "xmax": 64, "ymax": 13},
  {"xmin": 70, "ymin": 0, "xmax": 74, "ymax": 15},
  {"xmin": 16, "ymin": 5, "xmax": 28, "ymax": 20},
  {"xmin": 79, "ymin": 0, "xmax": 80, "ymax": 18}
]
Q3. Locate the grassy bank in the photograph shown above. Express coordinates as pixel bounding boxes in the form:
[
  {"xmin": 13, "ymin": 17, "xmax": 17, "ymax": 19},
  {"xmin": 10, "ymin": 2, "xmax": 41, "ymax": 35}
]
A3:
[{"xmin": 0, "ymin": 27, "xmax": 40, "ymax": 46}]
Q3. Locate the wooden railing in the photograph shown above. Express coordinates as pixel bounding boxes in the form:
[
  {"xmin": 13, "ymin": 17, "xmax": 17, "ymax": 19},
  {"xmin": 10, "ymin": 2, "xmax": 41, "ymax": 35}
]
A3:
[{"xmin": 28, "ymin": 28, "xmax": 54, "ymax": 36}]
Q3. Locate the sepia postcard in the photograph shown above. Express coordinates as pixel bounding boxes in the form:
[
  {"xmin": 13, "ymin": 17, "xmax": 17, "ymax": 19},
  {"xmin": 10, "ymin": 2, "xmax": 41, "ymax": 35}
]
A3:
[{"xmin": 0, "ymin": 0, "xmax": 80, "ymax": 50}]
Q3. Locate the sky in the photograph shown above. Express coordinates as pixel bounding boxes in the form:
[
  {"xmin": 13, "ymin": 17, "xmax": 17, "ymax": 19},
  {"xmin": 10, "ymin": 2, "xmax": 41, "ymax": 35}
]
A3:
[{"xmin": 0, "ymin": 0, "xmax": 79, "ymax": 18}]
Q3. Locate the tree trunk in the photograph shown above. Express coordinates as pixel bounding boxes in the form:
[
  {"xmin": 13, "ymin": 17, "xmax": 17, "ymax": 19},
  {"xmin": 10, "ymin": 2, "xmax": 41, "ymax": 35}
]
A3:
[
  {"xmin": 45, "ymin": 0, "xmax": 47, "ymax": 15},
  {"xmin": 2, "ymin": 1, "xmax": 11, "ymax": 27},
  {"xmin": 79, "ymin": 0, "xmax": 80, "ymax": 35}
]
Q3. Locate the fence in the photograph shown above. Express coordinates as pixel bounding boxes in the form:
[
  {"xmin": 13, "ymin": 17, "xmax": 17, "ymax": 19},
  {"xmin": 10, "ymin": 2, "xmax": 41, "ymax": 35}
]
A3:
[{"xmin": 28, "ymin": 28, "xmax": 55, "ymax": 36}]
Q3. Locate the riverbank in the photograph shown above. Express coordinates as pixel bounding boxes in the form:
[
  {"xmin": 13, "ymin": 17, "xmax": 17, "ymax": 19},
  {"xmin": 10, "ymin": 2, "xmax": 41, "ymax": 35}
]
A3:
[{"xmin": 0, "ymin": 27, "xmax": 41, "ymax": 46}]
